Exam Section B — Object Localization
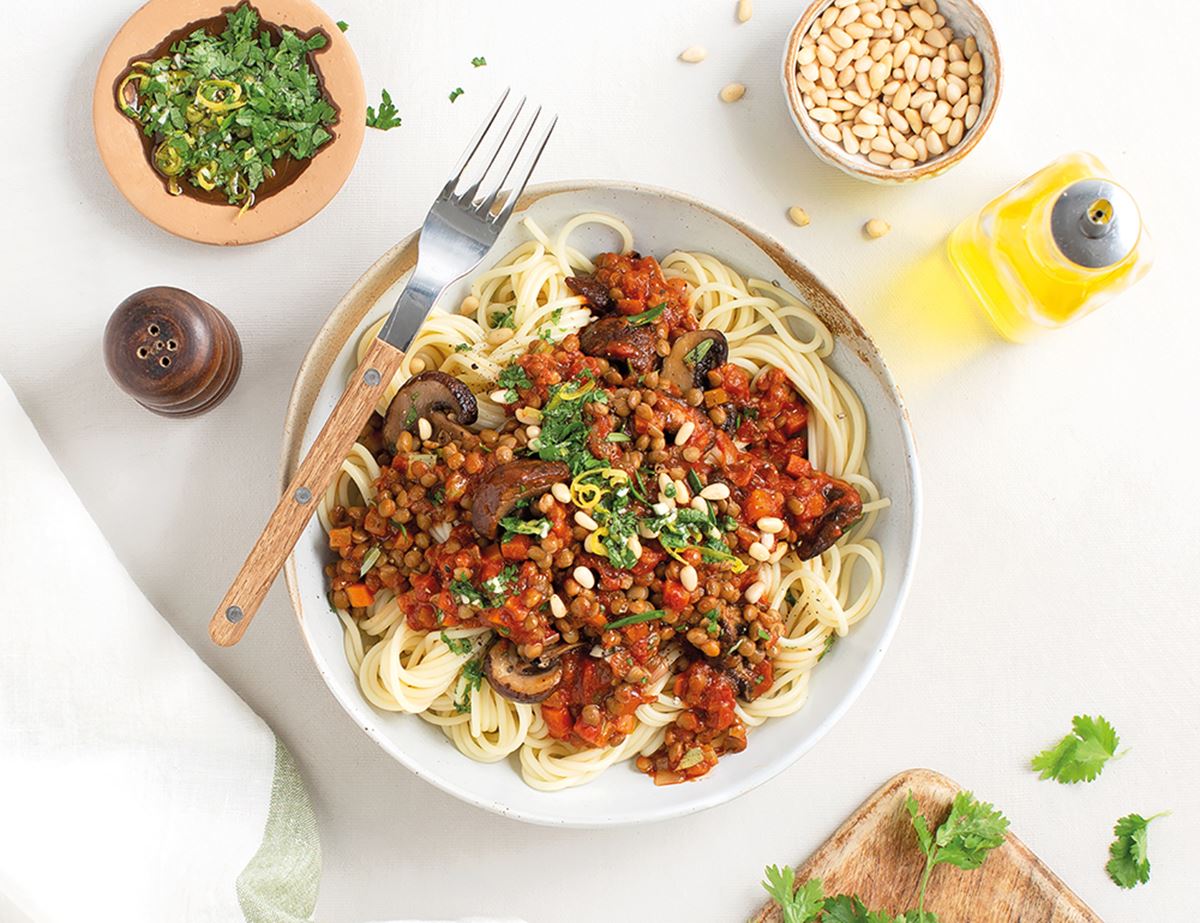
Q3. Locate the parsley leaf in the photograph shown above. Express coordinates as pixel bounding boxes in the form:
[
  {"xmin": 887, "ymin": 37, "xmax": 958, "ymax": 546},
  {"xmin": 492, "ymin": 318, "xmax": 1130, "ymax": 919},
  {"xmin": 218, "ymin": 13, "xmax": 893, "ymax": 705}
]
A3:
[
  {"xmin": 496, "ymin": 363, "xmax": 532, "ymax": 403},
  {"xmin": 626, "ymin": 302, "xmax": 666, "ymax": 326},
  {"xmin": 906, "ymin": 790, "xmax": 1008, "ymax": 919},
  {"xmin": 366, "ymin": 88, "xmax": 402, "ymax": 130},
  {"xmin": 454, "ymin": 342, "xmax": 471, "ymax": 353},
  {"xmin": 439, "ymin": 631, "xmax": 473, "ymax": 656},
  {"xmin": 449, "ymin": 87, "xmax": 465, "ymax": 102},
  {"xmin": 822, "ymin": 895, "xmax": 926, "ymax": 923},
  {"xmin": 1031, "ymin": 715, "xmax": 1125, "ymax": 784},
  {"xmin": 1106, "ymin": 812, "xmax": 1167, "ymax": 889},
  {"xmin": 761, "ymin": 868, "xmax": 824, "ymax": 923},
  {"xmin": 336, "ymin": 19, "xmax": 349, "ymax": 31},
  {"xmin": 491, "ymin": 306, "xmax": 516, "ymax": 329},
  {"xmin": 471, "ymin": 56, "xmax": 487, "ymax": 67}
]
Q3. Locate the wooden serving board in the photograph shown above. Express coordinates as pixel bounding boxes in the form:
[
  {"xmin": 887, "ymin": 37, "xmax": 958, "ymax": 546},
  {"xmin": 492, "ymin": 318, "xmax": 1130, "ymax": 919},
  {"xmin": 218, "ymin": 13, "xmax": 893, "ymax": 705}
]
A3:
[{"xmin": 752, "ymin": 769, "xmax": 1103, "ymax": 923}]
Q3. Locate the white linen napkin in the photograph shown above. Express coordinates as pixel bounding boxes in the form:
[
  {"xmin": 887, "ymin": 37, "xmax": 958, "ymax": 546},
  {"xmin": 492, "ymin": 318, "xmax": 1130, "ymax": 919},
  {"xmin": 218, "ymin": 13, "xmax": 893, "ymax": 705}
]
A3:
[{"xmin": 0, "ymin": 378, "xmax": 320, "ymax": 921}]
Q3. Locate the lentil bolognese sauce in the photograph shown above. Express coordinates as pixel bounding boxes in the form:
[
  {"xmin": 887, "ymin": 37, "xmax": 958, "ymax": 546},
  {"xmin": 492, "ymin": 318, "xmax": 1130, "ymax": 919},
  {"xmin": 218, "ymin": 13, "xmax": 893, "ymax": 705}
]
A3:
[{"xmin": 320, "ymin": 214, "xmax": 887, "ymax": 790}]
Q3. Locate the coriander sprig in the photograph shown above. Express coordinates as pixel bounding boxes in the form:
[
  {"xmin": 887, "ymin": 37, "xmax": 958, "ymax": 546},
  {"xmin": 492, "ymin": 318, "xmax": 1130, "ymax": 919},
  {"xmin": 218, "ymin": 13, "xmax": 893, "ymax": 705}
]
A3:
[
  {"xmin": 1031, "ymin": 714, "xmax": 1126, "ymax": 784},
  {"xmin": 1106, "ymin": 811, "xmax": 1168, "ymax": 889}
]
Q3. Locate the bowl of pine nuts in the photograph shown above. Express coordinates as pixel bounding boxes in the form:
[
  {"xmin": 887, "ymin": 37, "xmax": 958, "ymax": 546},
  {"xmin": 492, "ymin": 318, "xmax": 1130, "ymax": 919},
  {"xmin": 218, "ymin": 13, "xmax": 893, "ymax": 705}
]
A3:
[{"xmin": 782, "ymin": 0, "xmax": 1001, "ymax": 183}]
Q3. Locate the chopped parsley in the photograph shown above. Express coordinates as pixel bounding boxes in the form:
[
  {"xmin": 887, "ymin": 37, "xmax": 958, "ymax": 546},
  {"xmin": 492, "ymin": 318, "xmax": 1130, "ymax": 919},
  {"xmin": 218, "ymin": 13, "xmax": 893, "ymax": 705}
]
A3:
[
  {"xmin": 454, "ymin": 658, "xmax": 485, "ymax": 713},
  {"xmin": 453, "ymin": 342, "xmax": 471, "ymax": 353},
  {"xmin": 627, "ymin": 302, "xmax": 666, "ymax": 326},
  {"xmin": 449, "ymin": 87, "xmax": 465, "ymax": 103},
  {"xmin": 449, "ymin": 575, "xmax": 485, "ymax": 607},
  {"xmin": 449, "ymin": 566, "xmax": 517, "ymax": 608},
  {"xmin": 359, "ymin": 546, "xmax": 382, "ymax": 577},
  {"xmin": 115, "ymin": 4, "xmax": 336, "ymax": 206},
  {"xmin": 499, "ymin": 515, "xmax": 552, "ymax": 541},
  {"xmin": 534, "ymin": 374, "xmax": 607, "ymax": 474},
  {"xmin": 366, "ymin": 88, "xmax": 402, "ymax": 130},
  {"xmin": 685, "ymin": 337, "xmax": 715, "ymax": 366},
  {"xmin": 336, "ymin": 19, "xmax": 349, "ymax": 31},
  {"xmin": 471, "ymin": 56, "xmax": 487, "ymax": 67},
  {"xmin": 605, "ymin": 609, "xmax": 665, "ymax": 630},
  {"xmin": 440, "ymin": 631, "xmax": 473, "ymax": 656},
  {"xmin": 490, "ymin": 306, "xmax": 516, "ymax": 329},
  {"xmin": 703, "ymin": 608, "xmax": 721, "ymax": 636}
]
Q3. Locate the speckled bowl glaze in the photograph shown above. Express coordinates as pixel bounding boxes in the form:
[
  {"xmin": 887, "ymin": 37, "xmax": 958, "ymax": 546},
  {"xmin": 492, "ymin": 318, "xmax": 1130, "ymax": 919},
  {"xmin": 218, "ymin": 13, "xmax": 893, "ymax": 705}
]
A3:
[
  {"xmin": 280, "ymin": 182, "xmax": 922, "ymax": 826},
  {"xmin": 782, "ymin": 0, "xmax": 1001, "ymax": 184},
  {"xmin": 93, "ymin": 0, "xmax": 365, "ymax": 245}
]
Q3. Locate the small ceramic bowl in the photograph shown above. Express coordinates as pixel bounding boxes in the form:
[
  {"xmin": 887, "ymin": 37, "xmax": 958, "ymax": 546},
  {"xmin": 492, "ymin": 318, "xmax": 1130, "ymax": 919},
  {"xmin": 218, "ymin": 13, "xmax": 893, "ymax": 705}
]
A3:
[
  {"xmin": 782, "ymin": 0, "xmax": 1001, "ymax": 184},
  {"xmin": 93, "ymin": 0, "xmax": 364, "ymax": 245}
]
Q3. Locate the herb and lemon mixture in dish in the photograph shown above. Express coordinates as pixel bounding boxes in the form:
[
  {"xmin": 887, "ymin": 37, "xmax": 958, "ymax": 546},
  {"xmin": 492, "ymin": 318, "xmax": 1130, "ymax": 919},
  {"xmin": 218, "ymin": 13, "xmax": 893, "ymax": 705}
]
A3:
[
  {"xmin": 116, "ymin": 3, "xmax": 335, "ymax": 209},
  {"xmin": 320, "ymin": 214, "xmax": 888, "ymax": 790}
]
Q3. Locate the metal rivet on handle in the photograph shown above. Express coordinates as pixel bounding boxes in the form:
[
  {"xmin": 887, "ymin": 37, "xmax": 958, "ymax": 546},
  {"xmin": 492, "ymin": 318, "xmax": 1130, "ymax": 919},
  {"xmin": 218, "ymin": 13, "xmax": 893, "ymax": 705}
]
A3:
[
  {"xmin": 364, "ymin": 368, "xmax": 382, "ymax": 386},
  {"xmin": 225, "ymin": 605, "xmax": 244, "ymax": 623},
  {"xmin": 294, "ymin": 487, "xmax": 312, "ymax": 504}
]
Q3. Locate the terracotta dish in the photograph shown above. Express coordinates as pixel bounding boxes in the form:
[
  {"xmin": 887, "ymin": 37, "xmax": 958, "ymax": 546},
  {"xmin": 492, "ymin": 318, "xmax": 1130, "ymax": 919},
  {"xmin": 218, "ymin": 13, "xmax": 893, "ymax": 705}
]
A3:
[{"xmin": 92, "ymin": 0, "xmax": 364, "ymax": 245}]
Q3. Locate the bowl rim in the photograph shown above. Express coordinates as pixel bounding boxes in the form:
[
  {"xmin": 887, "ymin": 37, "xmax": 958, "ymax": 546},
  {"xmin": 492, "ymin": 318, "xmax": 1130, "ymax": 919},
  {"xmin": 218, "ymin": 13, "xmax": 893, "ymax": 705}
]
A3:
[
  {"xmin": 781, "ymin": 0, "xmax": 1002, "ymax": 183},
  {"xmin": 91, "ymin": 0, "xmax": 366, "ymax": 246},
  {"xmin": 279, "ymin": 180, "xmax": 924, "ymax": 826}
]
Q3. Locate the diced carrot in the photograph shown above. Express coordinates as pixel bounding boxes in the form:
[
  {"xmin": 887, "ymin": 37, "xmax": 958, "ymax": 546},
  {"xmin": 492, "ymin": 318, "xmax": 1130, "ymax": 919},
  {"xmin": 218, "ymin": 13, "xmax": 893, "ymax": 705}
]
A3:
[
  {"xmin": 345, "ymin": 583, "xmax": 375, "ymax": 607},
  {"xmin": 785, "ymin": 454, "xmax": 811, "ymax": 478},
  {"xmin": 328, "ymin": 527, "xmax": 353, "ymax": 550}
]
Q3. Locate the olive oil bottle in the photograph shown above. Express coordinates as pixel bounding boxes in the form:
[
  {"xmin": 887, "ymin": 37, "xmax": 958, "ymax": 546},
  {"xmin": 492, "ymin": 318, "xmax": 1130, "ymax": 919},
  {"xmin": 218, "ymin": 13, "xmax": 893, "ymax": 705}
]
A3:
[{"xmin": 947, "ymin": 153, "xmax": 1152, "ymax": 341}]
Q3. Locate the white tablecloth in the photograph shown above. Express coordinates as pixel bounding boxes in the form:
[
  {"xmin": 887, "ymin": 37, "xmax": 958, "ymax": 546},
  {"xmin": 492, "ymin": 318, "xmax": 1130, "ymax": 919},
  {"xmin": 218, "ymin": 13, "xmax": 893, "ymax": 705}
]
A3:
[{"xmin": 1, "ymin": 1, "xmax": 1194, "ymax": 920}]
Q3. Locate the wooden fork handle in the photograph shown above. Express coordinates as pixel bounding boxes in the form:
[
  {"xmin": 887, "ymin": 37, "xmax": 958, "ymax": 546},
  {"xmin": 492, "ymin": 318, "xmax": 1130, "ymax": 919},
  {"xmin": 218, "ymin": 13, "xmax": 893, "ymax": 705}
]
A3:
[{"xmin": 209, "ymin": 337, "xmax": 406, "ymax": 646}]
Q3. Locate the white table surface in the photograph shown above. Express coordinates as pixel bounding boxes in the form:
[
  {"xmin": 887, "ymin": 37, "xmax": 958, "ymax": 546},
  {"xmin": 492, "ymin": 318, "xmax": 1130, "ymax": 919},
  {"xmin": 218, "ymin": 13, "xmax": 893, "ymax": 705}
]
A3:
[{"xmin": 3, "ymin": 1, "xmax": 1195, "ymax": 920}]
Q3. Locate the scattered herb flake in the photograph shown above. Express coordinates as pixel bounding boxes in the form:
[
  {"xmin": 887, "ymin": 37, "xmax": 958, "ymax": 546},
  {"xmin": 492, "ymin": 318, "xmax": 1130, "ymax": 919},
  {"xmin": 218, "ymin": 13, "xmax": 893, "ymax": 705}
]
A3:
[
  {"xmin": 440, "ymin": 631, "xmax": 473, "ymax": 656},
  {"xmin": 449, "ymin": 87, "xmax": 465, "ymax": 103},
  {"xmin": 336, "ymin": 19, "xmax": 349, "ymax": 31},
  {"xmin": 367, "ymin": 88, "xmax": 402, "ymax": 130},
  {"xmin": 760, "ymin": 867, "xmax": 824, "ymax": 923},
  {"xmin": 471, "ymin": 56, "xmax": 487, "ymax": 67}
]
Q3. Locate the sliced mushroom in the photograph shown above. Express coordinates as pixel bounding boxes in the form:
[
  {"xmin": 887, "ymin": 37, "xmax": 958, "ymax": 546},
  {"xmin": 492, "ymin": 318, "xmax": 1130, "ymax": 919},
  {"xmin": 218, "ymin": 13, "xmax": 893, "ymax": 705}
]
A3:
[
  {"xmin": 795, "ymin": 477, "xmax": 864, "ymax": 560},
  {"xmin": 565, "ymin": 273, "xmax": 613, "ymax": 313},
  {"xmin": 470, "ymin": 460, "xmax": 569, "ymax": 539},
  {"xmin": 578, "ymin": 317, "xmax": 657, "ymax": 373},
  {"xmin": 382, "ymin": 371, "xmax": 478, "ymax": 448},
  {"xmin": 483, "ymin": 638, "xmax": 564, "ymax": 703},
  {"xmin": 662, "ymin": 330, "xmax": 728, "ymax": 394}
]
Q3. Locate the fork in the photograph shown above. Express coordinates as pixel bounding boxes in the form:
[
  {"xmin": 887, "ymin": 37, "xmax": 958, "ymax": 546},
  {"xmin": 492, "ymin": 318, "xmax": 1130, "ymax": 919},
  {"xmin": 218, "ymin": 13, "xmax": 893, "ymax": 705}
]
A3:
[{"xmin": 210, "ymin": 91, "xmax": 556, "ymax": 646}]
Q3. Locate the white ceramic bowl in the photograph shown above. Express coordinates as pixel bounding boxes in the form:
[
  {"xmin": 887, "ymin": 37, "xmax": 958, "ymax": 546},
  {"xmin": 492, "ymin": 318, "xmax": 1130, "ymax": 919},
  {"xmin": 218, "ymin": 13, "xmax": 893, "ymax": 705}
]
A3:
[{"xmin": 281, "ymin": 182, "xmax": 922, "ymax": 826}]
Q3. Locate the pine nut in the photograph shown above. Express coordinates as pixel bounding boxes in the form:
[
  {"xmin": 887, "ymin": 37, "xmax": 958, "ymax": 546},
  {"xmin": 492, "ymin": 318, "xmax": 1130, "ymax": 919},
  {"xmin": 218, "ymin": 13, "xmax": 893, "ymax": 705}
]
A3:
[
  {"xmin": 720, "ymin": 83, "xmax": 746, "ymax": 103},
  {"xmin": 459, "ymin": 295, "xmax": 480, "ymax": 316},
  {"xmin": 700, "ymin": 482, "xmax": 731, "ymax": 500},
  {"xmin": 757, "ymin": 516, "xmax": 785, "ymax": 534},
  {"xmin": 417, "ymin": 417, "xmax": 432, "ymax": 442},
  {"xmin": 675, "ymin": 479, "xmax": 691, "ymax": 504},
  {"xmin": 864, "ymin": 218, "xmax": 891, "ymax": 239},
  {"xmin": 745, "ymin": 582, "xmax": 767, "ymax": 604},
  {"xmin": 889, "ymin": 157, "xmax": 914, "ymax": 170},
  {"xmin": 910, "ymin": 6, "xmax": 933, "ymax": 29},
  {"xmin": 829, "ymin": 27, "xmax": 854, "ymax": 48},
  {"xmin": 550, "ymin": 594, "xmax": 567, "ymax": 618},
  {"xmin": 573, "ymin": 566, "xmax": 595, "ymax": 590},
  {"xmin": 947, "ymin": 118, "xmax": 964, "ymax": 146},
  {"xmin": 679, "ymin": 45, "xmax": 708, "ymax": 63},
  {"xmin": 810, "ymin": 106, "xmax": 839, "ymax": 123},
  {"xmin": 749, "ymin": 542, "xmax": 771, "ymax": 562},
  {"xmin": 680, "ymin": 565, "xmax": 699, "ymax": 591},
  {"xmin": 574, "ymin": 511, "xmax": 599, "ymax": 530},
  {"xmin": 490, "ymin": 390, "xmax": 513, "ymax": 404},
  {"xmin": 690, "ymin": 496, "xmax": 709, "ymax": 514},
  {"xmin": 515, "ymin": 406, "xmax": 542, "ymax": 425},
  {"xmin": 674, "ymin": 420, "xmax": 696, "ymax": 446},
  {"xmin": 761, "ymin": 533, "xmax": 776, "ymax": 550},
  {"xmin": 787, "ymin": 206, "xmax": 811, "ymax": 228},
  {"xmin": 965, "ymin": 103, "xmax": 980, "ymax": 129},
  {"xmin": 736, "ymin": 0, "xmax": 752, "ymax": 23},
  {"xmin": 551, "ymin": 482, "xmax": 571, "ymax": 504}
]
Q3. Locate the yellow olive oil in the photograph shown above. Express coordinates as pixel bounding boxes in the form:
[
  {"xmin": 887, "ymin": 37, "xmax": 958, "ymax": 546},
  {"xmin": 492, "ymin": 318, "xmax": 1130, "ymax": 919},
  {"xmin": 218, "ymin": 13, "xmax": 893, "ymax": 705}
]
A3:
[{"xmin": 947, "ymin": 153, "xmax": 1153, "ymax": 341}]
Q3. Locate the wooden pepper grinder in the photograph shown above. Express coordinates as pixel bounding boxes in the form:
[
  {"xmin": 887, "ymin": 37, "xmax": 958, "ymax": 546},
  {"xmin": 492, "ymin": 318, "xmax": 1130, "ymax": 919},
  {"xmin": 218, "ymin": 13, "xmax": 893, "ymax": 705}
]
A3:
[{"xmin": 104, "ymin": 286, "xmax": 242, "ymax": 416}]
